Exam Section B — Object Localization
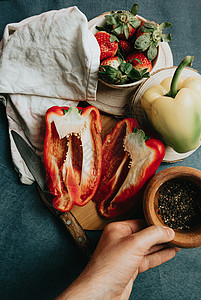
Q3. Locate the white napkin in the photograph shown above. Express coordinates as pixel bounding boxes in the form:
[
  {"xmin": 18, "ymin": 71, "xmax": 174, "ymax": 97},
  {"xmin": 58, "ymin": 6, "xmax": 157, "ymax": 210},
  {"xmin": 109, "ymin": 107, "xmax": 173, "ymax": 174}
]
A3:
[{"xmin": 0, "ymin": 6, "xmax": 100, "ymax": 184}]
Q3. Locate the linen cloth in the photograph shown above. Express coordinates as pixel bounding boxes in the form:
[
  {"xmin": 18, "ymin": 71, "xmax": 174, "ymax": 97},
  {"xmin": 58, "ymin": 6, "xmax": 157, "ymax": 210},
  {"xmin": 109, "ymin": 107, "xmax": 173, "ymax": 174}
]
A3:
[{"xmin": 0, "ymin": 6, "xmax": 100, "ymax": 184}]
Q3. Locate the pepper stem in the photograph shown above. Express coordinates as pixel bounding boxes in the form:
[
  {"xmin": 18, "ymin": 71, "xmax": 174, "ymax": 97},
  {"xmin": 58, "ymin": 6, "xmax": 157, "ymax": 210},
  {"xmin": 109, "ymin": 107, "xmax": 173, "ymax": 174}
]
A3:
[{"xmin": 165, "ymin": 56, "xmax": 194, "ymax": 98}]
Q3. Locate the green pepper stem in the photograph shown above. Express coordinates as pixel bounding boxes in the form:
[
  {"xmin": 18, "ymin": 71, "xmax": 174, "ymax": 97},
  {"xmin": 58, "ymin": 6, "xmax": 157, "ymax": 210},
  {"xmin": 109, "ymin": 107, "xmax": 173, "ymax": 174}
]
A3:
[{"xmin": 165, "ymin": 56, "xmax": 194, "ymax": 98}]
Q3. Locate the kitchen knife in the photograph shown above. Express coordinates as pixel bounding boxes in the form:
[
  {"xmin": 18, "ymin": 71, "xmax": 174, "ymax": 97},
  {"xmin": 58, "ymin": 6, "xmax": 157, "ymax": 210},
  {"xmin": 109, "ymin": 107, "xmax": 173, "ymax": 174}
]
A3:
[{"xmin": 11, "ymin": 130, "xmax": 94, "ymax": 260}]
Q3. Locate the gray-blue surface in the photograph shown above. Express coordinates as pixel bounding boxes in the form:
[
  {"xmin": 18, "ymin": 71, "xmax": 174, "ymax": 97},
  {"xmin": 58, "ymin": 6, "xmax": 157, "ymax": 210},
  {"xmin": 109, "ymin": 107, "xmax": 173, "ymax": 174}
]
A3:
[{"xmin": 0, "ymin": 1, "xmax": 201, "ymax": 299}]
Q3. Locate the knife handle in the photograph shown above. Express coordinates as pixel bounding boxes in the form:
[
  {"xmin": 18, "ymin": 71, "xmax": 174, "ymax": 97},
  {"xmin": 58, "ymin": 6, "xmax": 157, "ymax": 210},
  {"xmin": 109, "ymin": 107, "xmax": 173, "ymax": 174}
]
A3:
[
  {"xmin": 38, "ymin": 187, "xmax": 94, "ymax": 261},
  {"xmin": 59, "ymin": 211, "xmax": 94, "ymax": 261}
]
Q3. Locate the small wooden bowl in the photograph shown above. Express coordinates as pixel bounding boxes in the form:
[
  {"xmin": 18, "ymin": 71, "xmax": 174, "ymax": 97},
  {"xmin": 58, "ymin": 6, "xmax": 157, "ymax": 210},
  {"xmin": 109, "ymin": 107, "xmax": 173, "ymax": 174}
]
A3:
[{"xmin": 143, "ymin": 166, "xmax": 201, "ymax": 248}]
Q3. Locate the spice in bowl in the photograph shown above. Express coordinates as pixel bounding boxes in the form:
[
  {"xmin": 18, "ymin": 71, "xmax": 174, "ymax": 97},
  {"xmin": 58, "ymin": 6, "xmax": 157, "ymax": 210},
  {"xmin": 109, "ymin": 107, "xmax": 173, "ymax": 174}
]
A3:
[{"xmin": 157, "ymin": 179, "xmax": 201, "ymax": 230}]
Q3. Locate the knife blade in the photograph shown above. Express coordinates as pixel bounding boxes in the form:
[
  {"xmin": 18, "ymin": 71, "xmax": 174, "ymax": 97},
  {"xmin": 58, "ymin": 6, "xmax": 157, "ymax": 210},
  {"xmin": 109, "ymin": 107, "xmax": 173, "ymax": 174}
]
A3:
[{"xmin": 11, "ymin": 130, "xmax": 94, "ymax": 260}]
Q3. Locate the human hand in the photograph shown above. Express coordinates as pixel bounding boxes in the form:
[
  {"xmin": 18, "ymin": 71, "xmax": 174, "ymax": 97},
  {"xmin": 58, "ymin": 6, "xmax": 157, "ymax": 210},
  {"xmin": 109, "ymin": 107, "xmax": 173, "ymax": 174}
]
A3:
[{"xmin": 56, "ymin": 220, "xmax": 179, "ymax": 300}]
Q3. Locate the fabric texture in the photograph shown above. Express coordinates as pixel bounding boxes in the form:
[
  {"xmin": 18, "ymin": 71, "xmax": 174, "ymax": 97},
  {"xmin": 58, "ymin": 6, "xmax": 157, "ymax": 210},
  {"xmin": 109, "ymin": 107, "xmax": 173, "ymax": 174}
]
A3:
[{"xmin": 0, "ymin": 6, "xmax": 100, "ymax": 184}]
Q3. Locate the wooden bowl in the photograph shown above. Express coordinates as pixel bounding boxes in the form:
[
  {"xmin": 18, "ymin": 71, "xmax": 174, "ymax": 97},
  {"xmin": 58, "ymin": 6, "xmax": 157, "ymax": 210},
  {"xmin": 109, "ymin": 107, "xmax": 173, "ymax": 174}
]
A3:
[{"xmin": 143, "ymin": 166, "xmax": 201, "ymax": 248}]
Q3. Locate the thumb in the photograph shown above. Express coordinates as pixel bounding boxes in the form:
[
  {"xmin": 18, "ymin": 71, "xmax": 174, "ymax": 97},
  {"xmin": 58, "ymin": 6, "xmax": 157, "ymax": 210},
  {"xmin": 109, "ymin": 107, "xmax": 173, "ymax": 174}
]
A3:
[{"xmin": 132, "ymin": 225, "xmax": 175, "ymax": 252}]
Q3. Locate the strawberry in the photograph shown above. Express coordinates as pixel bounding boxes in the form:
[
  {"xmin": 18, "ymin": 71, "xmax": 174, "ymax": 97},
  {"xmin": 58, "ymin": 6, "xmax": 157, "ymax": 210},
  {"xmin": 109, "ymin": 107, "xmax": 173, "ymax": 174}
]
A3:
[
  {"xmin": 95, "ymin": 31, "xmax": 118, "ymax": 61},
  {"xmin": 99, "ymin": 56, "xmax": 128, "ymax": 84},
  {"xmin": 118, "ymin": 40, "xmax": 132, "ymax": 56},
  {"xmin": 135, "ymin": 21, "xmax": 146, "ymax": 39},
  {"xmin": 113, "ymin": 23, "xmax": 137, "ymax": 40},
  {"xmin": 134, "ymin": 21, "xmax": 172, "ymax": 61},
  {"xmin": 104, "ymin": 3, "xmax": 141, "ymax": 40},
  {"xmin": 126, "ymin": 52, "xmax": 152, "ymax": 72},
  {"xmin": 100, "ymin": 56, "xmax": 124, "ymax": 69},
  {"xmin": 98, "ymin": 54, "xmax": 150, "ymax": 85}
]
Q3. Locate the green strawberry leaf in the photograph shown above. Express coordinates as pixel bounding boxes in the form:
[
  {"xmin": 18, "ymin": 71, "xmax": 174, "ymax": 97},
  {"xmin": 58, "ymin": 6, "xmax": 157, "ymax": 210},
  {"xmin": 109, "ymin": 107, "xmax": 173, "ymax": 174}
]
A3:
[
  {"xmin": 99, "ymin": 65, "xmax": 129, "ymax": 84},
  {"xmin": 143, "ymin": 22, "xmax": 157, "ymax": 29},
  {"xmin": 117, "ymin": 53, "xmax": 124, "ymax": 64},
  {"xmin": 128, "ymin": 68, "xmax": 142, "ymax": 80},
  {"xmin": 140, "ymin": 68, "xmax": 149, "ymax": 76},
  {"xmin": 142, "ymin": 72, "xmax": 150, "ymax": 78},
  {"xmin": 140, "ymin": 25, "xmax": 155, "ymax": 34},
  {"xmin": 123, "ymin": 23, "xmax": 129, "ymax": 39},
  {"xmin": 96, "ymin": 26, "xmax": 108, "ymax": 32},
  {"xmin": 161, "ymin": 33, "xmax": 172, "ymax": 42},
  {"xmin": 129, "ymin": 17, "xmax": 141, "ymax": 29},
  {"xmin": 159, "ymin": 22, "xmax": 172, "ymax": 30},
  {"xmin": 127, "ymin": 58, "xmax": 142, "ymax": 65},
  {"xmin": 105, "ymin": 15, "xmax": 118, "ymax": 25},
  {"xmin": 130, "ymin": 3, "xmax": 139, "ymax": 16},
  {"xmin": 119, "ymin": 76, "xmax": 130, "ymax": 84},
  {"xmin": 127, "ymin": 67, "xmax": 150, "ymax": 81},
  {"xmin": 112, "ymin": 23, "xmax": 123, "ymax": 36},
  {"xmin": 99, "ymin": 65, "xmax": 118, "ymax": 74},
  {"xmin": 109, "ymin": 34, "xmax": 119, "ymax": 42},
  {"xmin": 95, "ymin": 25, "xmax": 113, "ymax": 33},
  {"xmin": 119, "ymin": 62, "xmax": 133, "ymax": 74},
  {"xmin": 147, "ymin": 43, "xmax": 158, "ymax": 61},
  {"xmin": 99, "ymin": 66, "xmax": 120, "ymax": 82},
  {"xmin": 134, "ymin": 34, "xmax": 152, "ymax": 51}
]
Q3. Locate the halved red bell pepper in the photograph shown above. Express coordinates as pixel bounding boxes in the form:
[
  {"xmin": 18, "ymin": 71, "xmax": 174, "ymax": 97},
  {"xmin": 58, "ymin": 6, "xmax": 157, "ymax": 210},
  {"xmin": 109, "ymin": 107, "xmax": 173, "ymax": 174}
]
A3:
[
  {"xmin": 93, "ymin": 118, "xmax": 165, "ymax": 218},
  {"xmin": 43, "ymin": 106, "xmax": 102, "ymax": 212}
]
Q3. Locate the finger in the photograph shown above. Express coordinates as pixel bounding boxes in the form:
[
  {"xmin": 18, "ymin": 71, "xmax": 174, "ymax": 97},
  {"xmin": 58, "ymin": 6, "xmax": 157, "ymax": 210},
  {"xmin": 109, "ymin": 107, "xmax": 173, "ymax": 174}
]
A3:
[
  {"xmin": 147, "ymin": 244, "xmax": 166, "ymax": 254},
  {"xmin": 147, "ymin": 244, "xmax": 181, "ymax": 255},
  {"xmin": 120, "ymin": 219, "xmax": 147, "ymax": 234},
  {"xmin": 104, "ymin": 219, "xmax": 147, "ymax": 238},
  {"xmin": 138, "ymin": 247, "xmax": 177, "ymax": 273},
  {"xmin": 132, "ymin": 225, "xmax": 175, "ymax": 253}
]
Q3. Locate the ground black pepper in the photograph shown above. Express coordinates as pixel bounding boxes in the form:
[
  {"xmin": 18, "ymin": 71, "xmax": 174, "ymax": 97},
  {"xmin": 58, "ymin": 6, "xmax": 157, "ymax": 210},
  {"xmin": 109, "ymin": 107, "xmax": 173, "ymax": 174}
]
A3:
[{"xmin": 157, "ymin": 179, "xmax": 201, "ymax": 230}]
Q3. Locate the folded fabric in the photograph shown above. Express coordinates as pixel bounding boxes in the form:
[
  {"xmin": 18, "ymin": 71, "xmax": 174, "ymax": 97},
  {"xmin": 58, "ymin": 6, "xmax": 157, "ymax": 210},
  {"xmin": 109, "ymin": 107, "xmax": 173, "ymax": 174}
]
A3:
[{"xmin": 0, "ymin": 6, "xmax": 100, "ymax": 184}]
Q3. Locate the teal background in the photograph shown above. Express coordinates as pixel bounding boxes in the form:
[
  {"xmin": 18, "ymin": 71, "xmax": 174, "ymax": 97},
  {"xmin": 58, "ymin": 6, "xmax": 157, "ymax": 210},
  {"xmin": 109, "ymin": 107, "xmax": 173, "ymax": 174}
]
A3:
[{"xmin": 0, "ymin": 1, "xmax": 201, "ymax": 299}]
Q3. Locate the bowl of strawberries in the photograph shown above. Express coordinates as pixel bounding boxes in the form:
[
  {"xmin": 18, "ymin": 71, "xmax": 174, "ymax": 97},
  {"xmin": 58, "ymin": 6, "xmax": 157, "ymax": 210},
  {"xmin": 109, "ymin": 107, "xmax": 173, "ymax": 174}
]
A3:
[{"xmin": 90, "ymin": 3, "xmax": 172, "ymax": 89}]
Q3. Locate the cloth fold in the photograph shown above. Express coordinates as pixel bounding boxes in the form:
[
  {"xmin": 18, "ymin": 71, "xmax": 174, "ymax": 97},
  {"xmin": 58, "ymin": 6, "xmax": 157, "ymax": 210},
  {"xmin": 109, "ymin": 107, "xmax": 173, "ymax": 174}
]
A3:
[{"xmin": 0, "ymin": 6, "xmax": 100, "ymax": 184}]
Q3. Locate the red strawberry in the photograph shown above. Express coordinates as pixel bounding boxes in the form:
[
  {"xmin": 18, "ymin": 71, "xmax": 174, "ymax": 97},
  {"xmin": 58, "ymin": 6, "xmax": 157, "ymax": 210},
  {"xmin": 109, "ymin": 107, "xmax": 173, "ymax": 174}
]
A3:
[
  {"xmin": 100, "ymin": 56, "xmax": 123, "ymax": 69},
  {"xmin": 113, "ymin": 23, "xmax": 137, "ymax": 40},
  {"xmin": 99, "ymin": 56, "xmax": 129, "ymax": 85},
  {"xmin": 126, "ymin": 52, "xmax": 152, "ymax": 72},
  {"xmin": 95, "ymin": 31, "xmax": 118, "ymax": 61},
  {"xmin": 105, "ymin": 4, "xmax": 141, "ymax": 40},
  {"xmin": 135, "ymin": 21, "xmax": 146, "ymax": 39},
  {"xmin": 118, "ymin": 40, "xmax": 132, "ymax": 56}
]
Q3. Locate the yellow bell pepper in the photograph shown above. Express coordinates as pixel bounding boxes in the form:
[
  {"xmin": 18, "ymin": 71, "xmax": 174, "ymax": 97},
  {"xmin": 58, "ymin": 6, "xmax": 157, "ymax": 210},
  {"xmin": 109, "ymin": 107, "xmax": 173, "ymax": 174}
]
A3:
[{"xmin": 141, "ymin": 56, "xmax": 201, "ymax": 153}]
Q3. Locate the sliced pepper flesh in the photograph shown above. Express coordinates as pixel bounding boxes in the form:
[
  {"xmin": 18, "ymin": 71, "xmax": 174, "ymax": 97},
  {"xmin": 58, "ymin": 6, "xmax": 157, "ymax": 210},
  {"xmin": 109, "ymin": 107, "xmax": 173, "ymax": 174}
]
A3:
[
  {"xmin": 43, "ymin": 106, "xmax": 102, "ymax": 212},
  {"xmin": 93, "ymin": 118, "xmax": 165, "ymax": 218}
]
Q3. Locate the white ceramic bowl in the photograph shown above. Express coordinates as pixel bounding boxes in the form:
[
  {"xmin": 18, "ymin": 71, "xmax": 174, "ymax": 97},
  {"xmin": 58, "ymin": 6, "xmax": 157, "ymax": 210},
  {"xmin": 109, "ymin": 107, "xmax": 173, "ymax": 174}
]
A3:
[{"xmin": 89, "ymin": 12, "xmax": 162, "ymax": 89}]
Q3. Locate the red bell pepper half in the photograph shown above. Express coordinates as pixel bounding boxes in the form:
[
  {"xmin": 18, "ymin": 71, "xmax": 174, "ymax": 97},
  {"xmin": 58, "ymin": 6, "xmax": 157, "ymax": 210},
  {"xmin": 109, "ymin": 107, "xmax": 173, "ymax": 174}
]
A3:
[
  {"xmin": 93, "ymin": 118, "xmax": 165, "ymax": 218},
  {"xmin": 43, "ymin": 106, "xmax": 102, "ymax": 212}
]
